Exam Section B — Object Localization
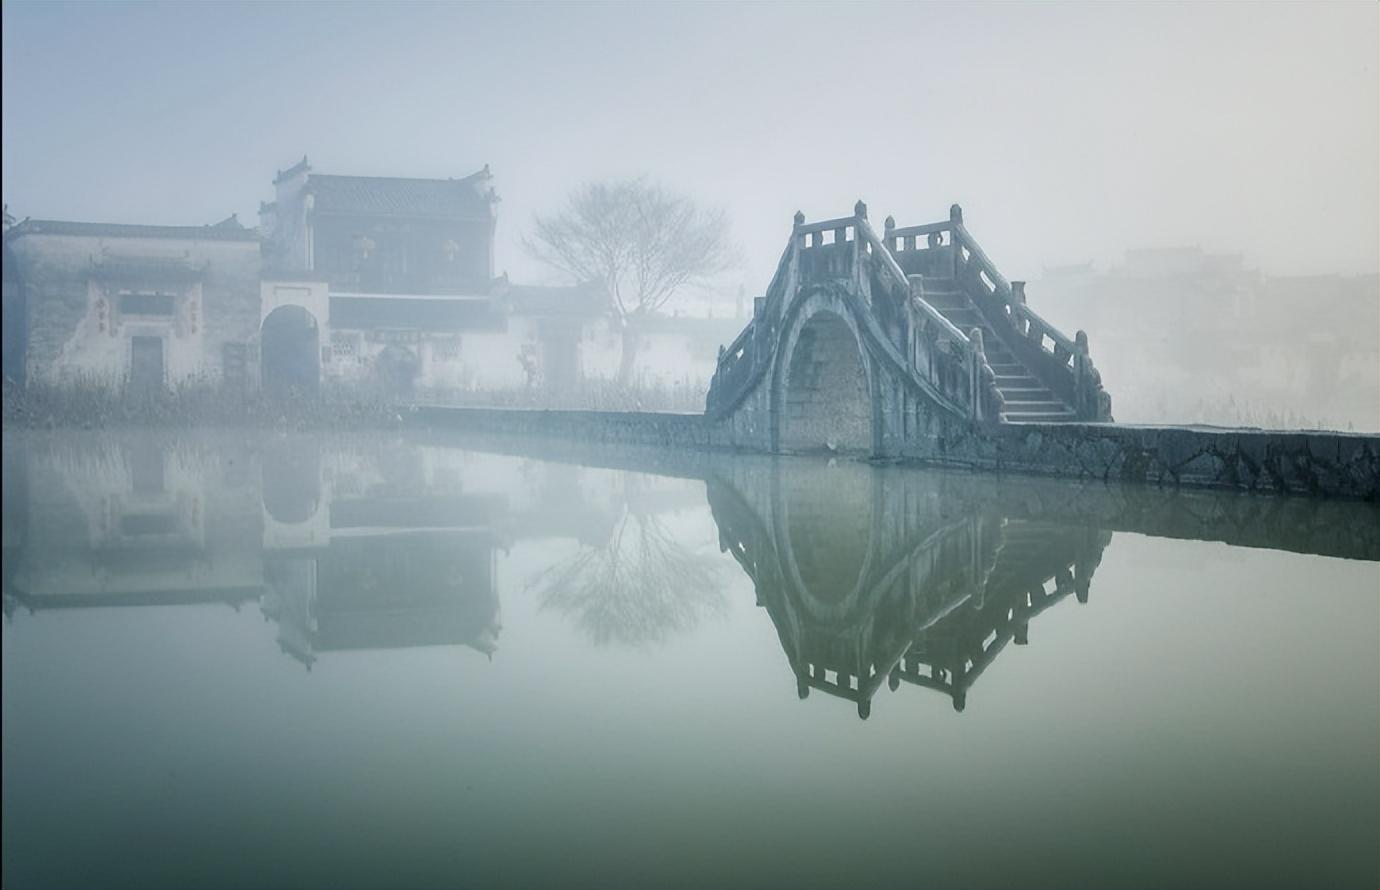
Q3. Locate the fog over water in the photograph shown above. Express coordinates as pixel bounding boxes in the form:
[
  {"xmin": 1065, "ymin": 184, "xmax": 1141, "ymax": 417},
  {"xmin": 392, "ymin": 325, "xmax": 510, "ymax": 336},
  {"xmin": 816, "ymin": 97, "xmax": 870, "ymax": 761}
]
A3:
[
  {"xmin": 3, "ymin": 7, "xmax": 1380, "ymax": 886},
  {"xmin": 3, "ymin": 2, "xmax": 1376, "ymax": 283},
  {"xmin": 3, "ymin": 429, "xmax": 1377, "ymax": 889}
]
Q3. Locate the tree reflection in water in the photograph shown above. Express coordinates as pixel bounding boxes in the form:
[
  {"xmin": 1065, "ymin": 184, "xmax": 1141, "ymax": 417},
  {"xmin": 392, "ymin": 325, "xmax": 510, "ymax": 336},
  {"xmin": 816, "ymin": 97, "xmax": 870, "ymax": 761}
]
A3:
[{"xmin": 530, "ymin": 474, "xmax": 726, "ymax": 647}]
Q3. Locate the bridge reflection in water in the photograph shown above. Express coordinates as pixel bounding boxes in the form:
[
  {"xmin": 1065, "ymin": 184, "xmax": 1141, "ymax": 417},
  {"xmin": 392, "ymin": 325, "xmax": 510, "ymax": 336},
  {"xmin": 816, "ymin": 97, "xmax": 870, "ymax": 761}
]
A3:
[
  {"xmin": 4, "ymin": 431, "xmax": 1375, "ymax": 715},
  {"xmin": 708, "ymin": 462, "xmax": 1111, "ymax": 718}
]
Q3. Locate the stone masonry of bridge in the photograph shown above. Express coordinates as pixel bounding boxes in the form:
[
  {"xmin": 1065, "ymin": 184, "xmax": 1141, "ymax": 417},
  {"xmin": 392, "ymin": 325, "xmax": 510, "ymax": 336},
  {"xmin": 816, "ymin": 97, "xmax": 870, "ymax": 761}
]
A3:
[{"xmin": 415, "ymin": 203, "xmax": 1380, "ymax": 500}]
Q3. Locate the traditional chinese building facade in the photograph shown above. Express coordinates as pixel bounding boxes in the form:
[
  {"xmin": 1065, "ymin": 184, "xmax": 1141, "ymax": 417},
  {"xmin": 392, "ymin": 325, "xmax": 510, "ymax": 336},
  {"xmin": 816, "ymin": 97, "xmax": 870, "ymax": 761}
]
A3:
[
  {"xmin": 0, "ymin": 160, "xmax": 744, "ymax": 396},
  {"xmin": 2, "ymin": 213, "xmax": 261, "ymax": 389}
]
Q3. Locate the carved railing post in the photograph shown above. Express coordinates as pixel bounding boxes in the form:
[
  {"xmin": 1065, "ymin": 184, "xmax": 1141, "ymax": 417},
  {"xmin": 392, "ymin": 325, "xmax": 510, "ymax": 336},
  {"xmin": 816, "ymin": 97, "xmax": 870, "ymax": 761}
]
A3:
[
  {"xmin": 851, "ymin": 200, "xmax": 868, "ymax": 295},
  {"xmin": 907, "ymin": 272, "xmax": 925, "ymax": 304},
  {"xmin": 1074, "ymin": 330, "xmax": 1090, "ymax": 418},
  {"xmin": 1074, "ymin": 329, "xmax": 1113, "ymax": 421},
  {"xmin": 949, "ymin": 203, "xmax": 964, "ymax": 278},
  {"xmin": 969, "ymin": 328, "xmax": 985, "ymax": 422},
  {"xmin": 969, "ymin": 327, "xmax": 1004, "ymax": 424},
  {"xmin": 906, "ymin": 273, "xmax": 928, "ymax": 375},
  {"xmin": 1011, "ymin": 281, "xmax": 1028, "ymax": 335}
]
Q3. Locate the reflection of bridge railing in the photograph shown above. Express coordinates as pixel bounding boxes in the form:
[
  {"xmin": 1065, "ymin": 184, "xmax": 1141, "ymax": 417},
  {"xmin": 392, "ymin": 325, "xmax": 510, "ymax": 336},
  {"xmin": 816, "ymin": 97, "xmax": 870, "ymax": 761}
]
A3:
[
  {"xmin": 892, "ymin": 523, "xmax": 1105, "ymax": 712},
  {"xmin": 706, "ymin": 464, "xmax": 1114, "ymax": 719}
]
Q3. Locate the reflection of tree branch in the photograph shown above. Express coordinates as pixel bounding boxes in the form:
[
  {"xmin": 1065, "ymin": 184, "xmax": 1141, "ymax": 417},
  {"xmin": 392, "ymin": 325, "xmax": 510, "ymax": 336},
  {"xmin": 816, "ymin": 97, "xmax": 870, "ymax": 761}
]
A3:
[{"xmin": 530, "ymin": 506, "xmax": 727, "ymax": 647}]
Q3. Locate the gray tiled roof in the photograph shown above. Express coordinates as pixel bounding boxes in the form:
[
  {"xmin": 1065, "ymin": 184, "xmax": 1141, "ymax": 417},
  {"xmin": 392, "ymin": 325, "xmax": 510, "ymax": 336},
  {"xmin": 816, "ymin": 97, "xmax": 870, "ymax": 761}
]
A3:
[
  {"xmin": 91, "ymin": 256, "xmax": 208, "ymax": 283},
  {"xmin": 307, "ymin": 168, "xmax": 495, "ymax": 220},
  {"xmin": 6, "ymin": 219, "xmax": 261, "ymax": 242}
]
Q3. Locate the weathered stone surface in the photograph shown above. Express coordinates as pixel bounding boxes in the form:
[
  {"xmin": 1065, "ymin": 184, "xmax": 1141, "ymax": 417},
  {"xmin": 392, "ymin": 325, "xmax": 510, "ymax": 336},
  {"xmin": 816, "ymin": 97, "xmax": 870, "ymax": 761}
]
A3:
[{"xmin": 409, "ymin": 406, "xmax": 1380, "ymax": 501}]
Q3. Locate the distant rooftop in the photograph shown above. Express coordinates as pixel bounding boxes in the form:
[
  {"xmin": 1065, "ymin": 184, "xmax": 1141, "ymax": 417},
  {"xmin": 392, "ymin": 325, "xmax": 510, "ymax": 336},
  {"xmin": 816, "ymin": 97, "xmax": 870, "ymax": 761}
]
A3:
[
  {"xmin": 1118, "ymin": 246, "xmax": 1245, "ymax": 279},
  {"xmin": 5, "ymin": 218, "xmax": 260, "ymax": 242},
  {"xmin": 305, "ymin": 167, "xmax": 496, "ymax": 221}
]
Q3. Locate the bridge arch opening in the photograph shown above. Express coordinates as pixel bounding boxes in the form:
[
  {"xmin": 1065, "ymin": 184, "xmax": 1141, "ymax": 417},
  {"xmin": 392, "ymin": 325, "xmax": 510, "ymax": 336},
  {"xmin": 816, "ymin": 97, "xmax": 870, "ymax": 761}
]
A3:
[
  {"xmin": 782, "ymin": 466, "xmax": 873, "ymax": 613},
  {"xmin": 780, "ymin": 311, "xmax": 872, "ymax": 455},
  {"xmin": 261, "ymin": 305, "xmax": 320, "ymax": 396}
]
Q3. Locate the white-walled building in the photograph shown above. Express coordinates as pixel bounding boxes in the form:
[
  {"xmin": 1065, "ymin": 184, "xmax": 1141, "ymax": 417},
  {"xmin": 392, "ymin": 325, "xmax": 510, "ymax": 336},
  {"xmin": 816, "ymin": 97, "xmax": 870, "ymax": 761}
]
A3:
[
  {"xmin": 1, "ymin": 160, "xmax": 745, "ymax": 397},
  {"xmin": 2, "ymin": 215, "xmax": 261, "ymax": 389}
]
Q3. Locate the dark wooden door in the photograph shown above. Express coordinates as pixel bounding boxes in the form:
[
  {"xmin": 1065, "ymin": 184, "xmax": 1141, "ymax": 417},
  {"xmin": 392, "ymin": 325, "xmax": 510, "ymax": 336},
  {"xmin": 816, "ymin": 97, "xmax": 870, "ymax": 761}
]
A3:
[{"xmin": 129, "ymin": 336, "xmax": 164, "ymax": 391}]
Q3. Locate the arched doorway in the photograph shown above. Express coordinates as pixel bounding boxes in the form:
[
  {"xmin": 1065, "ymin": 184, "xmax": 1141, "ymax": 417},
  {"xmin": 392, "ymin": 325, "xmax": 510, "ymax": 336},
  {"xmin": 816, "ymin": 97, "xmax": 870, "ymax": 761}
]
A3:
[
  {"xmin": 779, "ymin": 311, "xmax": 872, "ymax": 454},
  {"xmin": 261, "ymin": 305, "xmax": 319, "ymax": 395}
]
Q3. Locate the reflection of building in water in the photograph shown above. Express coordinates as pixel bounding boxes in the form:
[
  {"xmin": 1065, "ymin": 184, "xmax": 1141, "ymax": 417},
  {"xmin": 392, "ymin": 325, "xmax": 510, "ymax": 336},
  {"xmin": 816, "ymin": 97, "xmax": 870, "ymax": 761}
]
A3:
[
  {"xmin": 3, "ymin": 436, "xmax": 264, "ymax": 616},
  {"xmin": 259, "ymin": 439, "xmax": 507, "ymax": 668},
  {"xmin": 1, "ymin": 435, "xmax": 624, "ymax": 667},
  {"xmin": 708, "ymin": 462, "xmax": 1111, "ymax": 719}
]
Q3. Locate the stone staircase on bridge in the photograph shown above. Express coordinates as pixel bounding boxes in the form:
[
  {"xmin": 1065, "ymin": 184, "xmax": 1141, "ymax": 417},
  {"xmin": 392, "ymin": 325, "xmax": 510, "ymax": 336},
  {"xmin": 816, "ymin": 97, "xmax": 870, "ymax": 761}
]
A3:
[
  {"xmin": 917, "ymin": 277, "xmax": 1076, "ymax": 422},
  {"xmin": 705, "ymin": 201, "xmax": 1113, "ymax": 438},
  {"xmin": 880, "ymin": 203, "xmax": 1113, "ymax": 425}
]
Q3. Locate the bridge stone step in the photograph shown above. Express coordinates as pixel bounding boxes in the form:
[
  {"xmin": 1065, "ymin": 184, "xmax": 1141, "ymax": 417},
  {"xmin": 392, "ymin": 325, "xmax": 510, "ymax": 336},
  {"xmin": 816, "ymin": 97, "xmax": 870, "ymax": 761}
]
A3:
[
  {"xmin": 999, "ymin": 388, "xmax": 1058, "ymax": 402},
  {"xmin": 915, "ymin": 288, "xmax": 1079, "ymax": 422},
  {"xmin": 1000, "ymin": 399, "xmax": 1068, "ymax": 412},
  {"xmin": 1004, "ymin": 409, "xmax": 1079, "ymax": 423},
  {"xmin": 921, "ymin": 294, "xmax": 969, "ymax": 310}
]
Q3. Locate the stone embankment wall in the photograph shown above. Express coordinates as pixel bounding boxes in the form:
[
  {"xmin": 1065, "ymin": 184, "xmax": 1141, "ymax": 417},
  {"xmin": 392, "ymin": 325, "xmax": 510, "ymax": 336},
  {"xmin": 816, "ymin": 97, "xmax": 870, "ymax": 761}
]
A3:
[
  {"xmin": 409, "ymin": 406, "xmax": 1380, "ymax": 500},
  {"xmin": 956, "ymin": 423, "xmax": 1380, "ymax": 500}
]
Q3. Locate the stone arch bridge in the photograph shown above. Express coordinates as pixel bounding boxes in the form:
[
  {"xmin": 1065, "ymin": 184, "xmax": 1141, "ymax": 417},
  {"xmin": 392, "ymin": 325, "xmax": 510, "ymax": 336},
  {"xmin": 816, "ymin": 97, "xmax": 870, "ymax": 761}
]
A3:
[
  {"xmin": 416, "ymin": 203, "xmax": 1377, "ymax": 499},
  {"xmin": 706, "ymin": 202, "xmax": 1113, "ymax": 458}
]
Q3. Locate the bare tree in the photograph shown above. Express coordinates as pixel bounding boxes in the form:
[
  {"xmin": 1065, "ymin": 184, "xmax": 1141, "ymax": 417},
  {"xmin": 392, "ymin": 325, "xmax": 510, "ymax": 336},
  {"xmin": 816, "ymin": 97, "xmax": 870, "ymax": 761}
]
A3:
[
  {"xmin": 526, "ymin": 179, "xmax": 737, "ymax": 385},
  {"xmin": 527, "ymin": 475, "xmax": 727, "ymax": 647}
]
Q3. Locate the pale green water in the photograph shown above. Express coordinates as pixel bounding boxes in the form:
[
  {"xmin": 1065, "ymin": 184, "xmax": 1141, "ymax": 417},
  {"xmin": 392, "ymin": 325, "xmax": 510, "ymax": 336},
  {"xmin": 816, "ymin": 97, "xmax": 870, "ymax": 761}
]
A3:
[{"xmin": 2, "ymin": 430, "xmax": 1377, "ymax": 890}]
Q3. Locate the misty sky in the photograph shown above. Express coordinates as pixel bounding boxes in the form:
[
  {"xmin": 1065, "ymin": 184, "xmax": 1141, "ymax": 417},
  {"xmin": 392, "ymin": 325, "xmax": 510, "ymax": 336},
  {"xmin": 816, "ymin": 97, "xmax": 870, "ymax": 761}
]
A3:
[{"xmin": 2, "ymin": 1, "xmax": 1376, "ymax": 291}]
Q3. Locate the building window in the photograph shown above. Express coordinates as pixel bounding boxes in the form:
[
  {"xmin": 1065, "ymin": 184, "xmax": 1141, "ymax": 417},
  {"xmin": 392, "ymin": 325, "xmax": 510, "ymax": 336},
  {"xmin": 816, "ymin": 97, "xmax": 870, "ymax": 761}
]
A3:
[
  {"xmin": 432, "ymin": 338, "xmax": 462, "ymax": 361},
  {"xmin": 119, "ymin": 292, "xmax": 177, "ymax": 316},
  {"xmin": 331, "ymin": 331, "xmax": 361, "ymax": 360}
]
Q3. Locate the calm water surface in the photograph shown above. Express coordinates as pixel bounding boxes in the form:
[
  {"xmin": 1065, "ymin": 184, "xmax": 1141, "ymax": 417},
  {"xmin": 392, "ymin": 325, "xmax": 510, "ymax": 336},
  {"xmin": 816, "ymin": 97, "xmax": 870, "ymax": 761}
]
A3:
[{"xmin": 2, "ymin": 430, "xmax": 1377, "ymax": 890}]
